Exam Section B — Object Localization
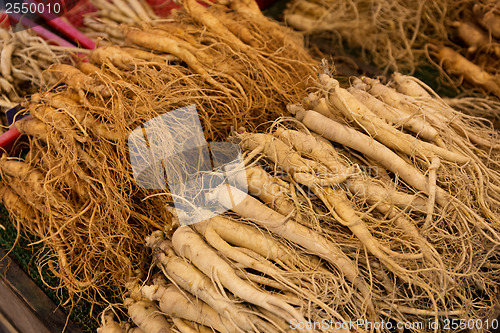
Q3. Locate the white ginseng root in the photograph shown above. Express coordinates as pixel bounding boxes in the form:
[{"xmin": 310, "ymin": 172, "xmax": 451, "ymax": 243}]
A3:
[
  {"xmin": 208, "ymin": 184, "xmax": 375, "ymax": 313},
  {"xmin": 170, "ymin": 226, "xmax": 312, "ymax": 330},
  {"xmin": 319, "ymin": 75, "xmax": 469, "ymax": 165},
  {"xmin": 145, "ymin": 232, "xmax": 273, "ymax": 332},
  {"xmin": 124, "ymin": 298, "xmax": 172, "ymax": 333},
  {"xmin": 348, "ymin": 86, "xmax": 445, "ymax": 147},
  {"xmin": 142, "ymin": 283, "xmax": 236, "ymax": 333},
  {"xmin": 235, "ymin": 165, "xmax": 300, "ymax": 220},
  {"xmin": 292, "ymin": 108, "xmax": 449, "ymax": 206}
]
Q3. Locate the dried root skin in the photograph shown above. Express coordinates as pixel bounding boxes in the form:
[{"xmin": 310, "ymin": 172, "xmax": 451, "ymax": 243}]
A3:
[
  {"xmin": 97, "ymin": 312, "xmax": 123, "ymax": 333},
  {"xmin": 90, "ymin": 45, "xmax": 142, "ymax": 70},
  {"xmin": 211, "ymin": 185, "xmax": 375, "ymax": 314},
  {"xmin": 144, "ymin": 284, "xmax": 237, "ymax": 333},
  {"xmin": 0, "ymin": 185, "xmax": 37, "ymax": 220},
  {"xmin": 123, "ymin": 27, "xmax": 225, "ymax": 91},
  {"xmin": 126, "ymin": 298, "xmax": 172, "ymax": 333}
]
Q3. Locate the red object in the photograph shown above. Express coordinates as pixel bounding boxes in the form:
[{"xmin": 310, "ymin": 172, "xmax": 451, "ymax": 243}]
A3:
[
  {"xmin": 27, "ymin": 0, "xmax": 96, "ymax": 49},
  {"xmin": 0, "ymin": 12, "xmax": 10, "ymax": 28},
  {"xmin": 6, "ymin": 12, "xmax": 78, "ymax": 48},
  {"xmin": 0, "ymin": 126, "xmax": 22, "ymax": 152},
  {"xmin": 146, "ymin": 0, "xmax": 180, "ymax": 17},
  {"xmin": 64, "ymin": 0, "xmax": 96, "ymax": 27},
  {"xmin": 255, "ymin": 0, "xmax": 276, "ymax": 9}
]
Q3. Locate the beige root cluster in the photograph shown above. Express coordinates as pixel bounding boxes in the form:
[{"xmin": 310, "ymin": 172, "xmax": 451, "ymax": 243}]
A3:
[
  {"xmin": 284, "ymin": 0, "xmax": 500, "ymax": 100},
  {"xmin": 100, "ymin": 71, "xmax": 499, "ymax": 332},
  {"xmin": 0, "ymin": 28, "xmax": 76, "ymax": 119},
  {"xmin": 80, "ymin": 0, "xmax": 158, "ymax": 45}
]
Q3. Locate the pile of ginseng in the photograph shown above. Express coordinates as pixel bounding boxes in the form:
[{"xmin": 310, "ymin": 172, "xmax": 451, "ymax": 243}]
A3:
[
  {"xmin": 284, "ymin": 0, "xmax": 500, "ymax": 100},
  {"xmin": 0, "ymin": 27, "xmax": 75, "ymax": 119},
  {"xmin": 0, "ymin": 0, "xmax": 316, "ymax": 308},
  {"xmin": 97, "ymin": 72, "xmax": 499, "ymax": 333},
  {"xmin": 78, "ymin": 0, "xmax": 158, "ymax": 45}
]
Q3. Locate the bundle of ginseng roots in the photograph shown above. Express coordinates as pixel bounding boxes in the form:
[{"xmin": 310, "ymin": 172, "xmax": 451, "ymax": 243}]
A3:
[
  {"xmin": 284, "ymin": 0, "xmax": 500, "ymax": 105},
  {"xmin": 0, "ymin": 27, "xmax": 76, "ymax": 118},
  {"xmin": 97, "ymin": 71, "xmax": 500, "ymax": 333},
  {"xmin": 0, "ymin": 0, "xmax": 316, "ymax": 307},
  {"xmin": 79, "ymin": 0, "xmax": 159, "ymax": 45}
]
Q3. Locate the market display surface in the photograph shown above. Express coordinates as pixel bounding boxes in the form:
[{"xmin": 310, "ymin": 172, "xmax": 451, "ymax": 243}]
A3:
[{"xmin": 0, "ymin": 0, "xmax": 499, "ymax": 332}]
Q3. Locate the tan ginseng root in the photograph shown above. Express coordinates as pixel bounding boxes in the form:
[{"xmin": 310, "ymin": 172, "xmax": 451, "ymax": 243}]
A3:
[
  {"xmin": 15, "ymin": 116, "xmax": 101, "ymax": 202},
  {"xmin": 182, "ymin": 0, "xmax": 249, "ymax": 52},
  {"xmin": 8, "ymin": 91, "xmax": 168, "ymax": 301},
  {"xmin": 0, "ymin": 156, "xmax": 76, "ymax": 216},
  {"xmin": 89, "ymin": 46, "xmax": 179, "ymax": 71},
  {"xmin": 30, "ymin": 92, "xmax": 123, "ymax": 142},
  {"xmin": 127, "ymin": 0, "xmax": 315, "ymax": 104},
  {"xmin": 452, "ymin": 20, "xmax": 500, "ymax": 56},
  {"xmin": 97, "ymin": 312, "xmax": 125, "ymax": 333},
  {"xmin": 1, "ymin": 0, "xmax": 316, "ymax": 308},
  {"xmin": 473, "ymin": 3, "xmax": 500, "ymax": 39},
  {"xmin": 169, "ymin": 226, "xmax": 313, "ymax": 331},
  {"xmin": 0, "ymin": 185, "xmax": 37, "ymax": 221},
  {"xmin": 0, "ymin": 185, "xmax": 42, "ymax": 252},
  {"xmin": 145, "ymin": 231, "xmax": 278, "ymax": 332},
  {"xmin": 14, "ymin": 117, "xmax": 95, "ymax": 185},
  {"xmin": 122, "ymin": 27, "xmax": 231, "ymax": 94},
  {"xmin": 89, "ymin": 46, "xmax": 145, "ymax": 70},
  {"xmin": 49, "ymin": 64, "xmax": 112, "ymax": 98}
]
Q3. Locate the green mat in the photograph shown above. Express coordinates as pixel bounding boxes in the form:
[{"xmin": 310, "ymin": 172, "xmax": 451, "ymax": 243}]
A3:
[{"xmin": 0, "ymin": 206, "xmax": 103, "ymax": 332}]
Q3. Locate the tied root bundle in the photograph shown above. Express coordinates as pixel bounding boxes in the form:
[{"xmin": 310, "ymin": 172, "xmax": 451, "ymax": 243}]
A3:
[
  {"xmin": 0, "ymin": 0, "xmax": 316, "ymax": 307},
  {"xmin": 99, "ymin": 71, "xmax": 499, "ymax": 332},
  {"xmin": 78, "ymin": 0, "xmax": 159, "ymax": 45},
  {"xmin": 0, "ymin": 28, "xmax": 77, "ymax": 118}
]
